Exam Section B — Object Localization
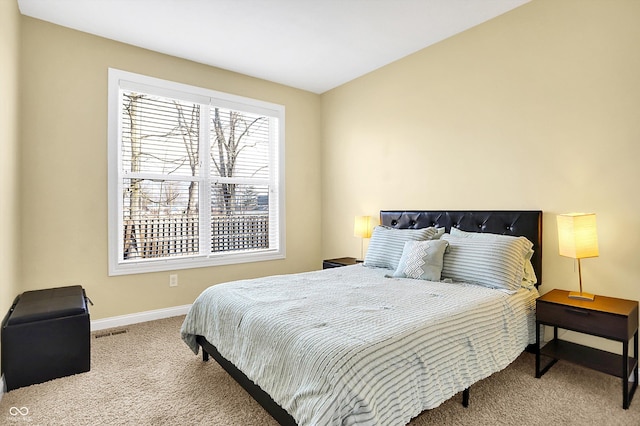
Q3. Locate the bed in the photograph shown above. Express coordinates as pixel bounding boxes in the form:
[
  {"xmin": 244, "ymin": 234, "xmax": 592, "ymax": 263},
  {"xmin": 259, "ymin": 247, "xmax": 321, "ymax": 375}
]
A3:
[{"xmin": 181, "ymin": 210, "xmax": 543, "ymax": 425}]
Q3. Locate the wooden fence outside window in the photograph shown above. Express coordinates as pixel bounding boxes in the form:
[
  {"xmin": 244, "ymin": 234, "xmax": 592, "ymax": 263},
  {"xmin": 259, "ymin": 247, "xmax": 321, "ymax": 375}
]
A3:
[{"xmin": 123, "ymin": 214, "xmax": 269, "ymax": 260}]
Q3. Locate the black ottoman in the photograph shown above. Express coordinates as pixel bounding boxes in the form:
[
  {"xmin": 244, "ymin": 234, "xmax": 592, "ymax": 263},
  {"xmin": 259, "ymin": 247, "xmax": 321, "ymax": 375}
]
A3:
[{"xmin": 1, "ymin": 285, "xmax": 90, "ymax": 391}]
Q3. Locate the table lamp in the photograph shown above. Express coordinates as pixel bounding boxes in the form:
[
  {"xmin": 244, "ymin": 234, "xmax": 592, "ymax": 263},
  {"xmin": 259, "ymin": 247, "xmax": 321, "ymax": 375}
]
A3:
[
  {"xmin": 557, "ymin": 213, "xmax": 599, "ymax": 301},
  {"xmin": 354, "ymin": 216, "xmax": 372, "ymax": 262}
]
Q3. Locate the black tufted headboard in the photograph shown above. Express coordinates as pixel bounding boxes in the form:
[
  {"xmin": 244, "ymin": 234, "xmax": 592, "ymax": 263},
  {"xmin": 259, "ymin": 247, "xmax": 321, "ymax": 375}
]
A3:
[{"xmin": 380, "ymin": 210, "xmax": 543, "ymax": 287}]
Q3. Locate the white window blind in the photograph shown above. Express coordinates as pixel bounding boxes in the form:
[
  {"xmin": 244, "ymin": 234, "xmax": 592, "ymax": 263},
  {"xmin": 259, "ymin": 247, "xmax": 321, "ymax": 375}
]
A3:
[{"xmin": 108, "ymin": 69, "xmax": 285, "ymax": 275}]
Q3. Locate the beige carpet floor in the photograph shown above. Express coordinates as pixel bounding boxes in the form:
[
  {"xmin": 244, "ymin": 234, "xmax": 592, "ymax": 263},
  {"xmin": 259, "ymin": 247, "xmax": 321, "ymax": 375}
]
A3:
[{"xmin": 1, "ymin": 315, "xmax": 638, "ymax": 425}]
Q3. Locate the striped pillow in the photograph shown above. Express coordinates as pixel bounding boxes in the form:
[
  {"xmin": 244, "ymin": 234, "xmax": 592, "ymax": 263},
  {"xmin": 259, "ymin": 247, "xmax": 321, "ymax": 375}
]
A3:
[
  {"xmin": 449, "ymin": 227, "xmax": 537, "ymax": 287},
  {"xmin": 441, "ymin": 234, "xmax": 532, "ymax": 292},
  {"xmin": 364, "ymin": 226, "xmax": 441, "ymax": 270}
]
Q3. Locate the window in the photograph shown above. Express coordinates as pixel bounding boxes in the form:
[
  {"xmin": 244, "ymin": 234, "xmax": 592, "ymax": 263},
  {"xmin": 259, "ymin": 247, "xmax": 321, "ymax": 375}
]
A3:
[{"xmin": 108, "ymin": 69, "xmax": 285, "ymax": 275}]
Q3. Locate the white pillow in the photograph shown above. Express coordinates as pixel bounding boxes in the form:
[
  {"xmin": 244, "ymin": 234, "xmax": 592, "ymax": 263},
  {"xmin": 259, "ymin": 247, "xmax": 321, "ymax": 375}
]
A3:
[
  {"xmin": 441, "ymin": 234, "xmax": 532, "ymax": 292},
  {"xmin": 364, "ymin": 226, "xmax": 440, "ymax": 270},
  {"xmin": 392, "ymin": 240, "xmax": 449, "ymax": 281},
  {"xmin": 449, "ymin": 227, "xmax": 537, "ymax": 287}
]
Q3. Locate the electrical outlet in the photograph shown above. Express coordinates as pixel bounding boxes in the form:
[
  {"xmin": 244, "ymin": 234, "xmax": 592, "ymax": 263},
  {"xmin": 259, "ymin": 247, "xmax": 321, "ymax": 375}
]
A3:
[{"xmin": 169, "ymin": 274, "xmax": 178, "ymax": 287}]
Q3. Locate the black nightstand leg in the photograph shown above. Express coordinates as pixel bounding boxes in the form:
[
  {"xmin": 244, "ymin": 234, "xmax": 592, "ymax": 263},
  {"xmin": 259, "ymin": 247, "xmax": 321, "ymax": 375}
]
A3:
[
  {"xmin": 535, "ymin": 321, "xmax": 540, "ymax": 376},
  {"xmin": 627, "ymin": 330, "xmax": 639, "ymax": 409},
  {"xmin": 634, "ymin": 330, "xmax": 639, "ymax": 395},
  {"xmin": 623, "ymin": 341, "xmax": 629, "ymax": 409},
  {"xmin": 536, "ymin": 322, "xmax": 558, "ymax": 378}
]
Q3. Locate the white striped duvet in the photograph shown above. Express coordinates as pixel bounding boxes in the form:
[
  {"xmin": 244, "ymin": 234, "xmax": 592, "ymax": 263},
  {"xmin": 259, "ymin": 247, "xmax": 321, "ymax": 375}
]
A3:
[{"xmin": 181, "ymin": 264, "xmax": 538, "ymax": 425}]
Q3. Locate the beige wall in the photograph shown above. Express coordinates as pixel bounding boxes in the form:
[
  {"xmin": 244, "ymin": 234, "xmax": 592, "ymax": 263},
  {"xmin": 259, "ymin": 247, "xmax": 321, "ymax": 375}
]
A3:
[
  {"xmin": 9, "ymin": 0, "xmax": 640, "ymax": 350},
  {"xmin": 1, "ymin": 0, "xmax": 21, "ymax": 378},
  {"xmin": 19, "ymin": 17, "xmax": 322, "ymax": 319},
  {"xmin": 321, "ymin": 0, "xmax": 640, "ymax": 350},
  {"xmin": 1, "ymin": 1, "xmax": 21, "ymax": 320}
]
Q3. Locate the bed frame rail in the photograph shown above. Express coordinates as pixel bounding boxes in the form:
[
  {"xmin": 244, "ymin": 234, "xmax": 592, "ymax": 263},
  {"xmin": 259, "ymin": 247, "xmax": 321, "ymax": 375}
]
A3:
[{"xmin": 196, "ymin": 335, "xmax": 297, "ymax": 425}]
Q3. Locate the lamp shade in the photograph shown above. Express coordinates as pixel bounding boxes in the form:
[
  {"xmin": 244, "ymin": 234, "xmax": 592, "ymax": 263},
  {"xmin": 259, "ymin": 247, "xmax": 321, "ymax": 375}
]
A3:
[
  {"xmin": 557, "ymin": 213, "xmax": 599, "ymax": 259},
  {"xmin": 354, "ymin": 216, "xmax": 373, "ymax": 239}
]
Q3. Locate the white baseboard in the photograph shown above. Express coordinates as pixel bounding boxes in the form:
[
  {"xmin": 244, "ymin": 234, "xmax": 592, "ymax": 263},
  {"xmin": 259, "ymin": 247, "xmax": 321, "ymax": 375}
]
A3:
[{"xmin": 90, "ymin": 304, "xmax": 191, "ymax": 332}]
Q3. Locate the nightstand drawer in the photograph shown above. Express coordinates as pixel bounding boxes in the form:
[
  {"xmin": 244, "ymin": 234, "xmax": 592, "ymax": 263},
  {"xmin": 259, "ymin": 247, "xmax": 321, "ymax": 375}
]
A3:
[{"xmin": 537, "ymin": 301, "xmax": 630, "ymax": 341}]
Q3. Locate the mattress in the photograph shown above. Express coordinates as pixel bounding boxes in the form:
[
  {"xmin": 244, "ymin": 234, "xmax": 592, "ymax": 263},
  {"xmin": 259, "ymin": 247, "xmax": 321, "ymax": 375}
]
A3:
[{"xmin": 181, "ymin": 264, "xmax": 538, "ymax": 425}]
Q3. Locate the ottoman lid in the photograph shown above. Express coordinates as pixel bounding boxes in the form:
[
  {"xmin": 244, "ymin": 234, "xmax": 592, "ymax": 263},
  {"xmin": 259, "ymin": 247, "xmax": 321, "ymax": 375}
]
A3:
[{"xmin": 8, "ymin": 285, "xmax": 87, "ymax": 325}]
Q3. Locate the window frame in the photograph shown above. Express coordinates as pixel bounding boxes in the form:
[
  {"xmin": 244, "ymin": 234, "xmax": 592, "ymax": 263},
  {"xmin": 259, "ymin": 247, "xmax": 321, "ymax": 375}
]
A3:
[{"xmin": 108, "ymin": 68, "xmax": 285, "ymax": 276}]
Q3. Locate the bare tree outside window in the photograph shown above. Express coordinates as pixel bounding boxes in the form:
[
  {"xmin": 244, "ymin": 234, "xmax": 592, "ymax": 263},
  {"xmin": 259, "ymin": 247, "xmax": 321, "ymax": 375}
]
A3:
[
  {"xmin": 210, "ymin": 107, "xmax": 270, "ymax": 252},
  {"xmin": 120, "ymin": 93, "xmax": 270, "ymax": 260},
  {"xmin": 122, "ymin": 93, "xmax": 200, "ymax": 260}
]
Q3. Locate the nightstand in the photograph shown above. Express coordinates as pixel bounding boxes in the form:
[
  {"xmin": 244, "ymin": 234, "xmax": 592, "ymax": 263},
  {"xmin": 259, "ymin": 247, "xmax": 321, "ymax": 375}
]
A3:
[
  {"xmin": 323, "ymin": 257, "xmax": 359, "ymax": 269},
  {"xmin": 536, "ymin": 289, "xmax": 639, "ymax": 409}
]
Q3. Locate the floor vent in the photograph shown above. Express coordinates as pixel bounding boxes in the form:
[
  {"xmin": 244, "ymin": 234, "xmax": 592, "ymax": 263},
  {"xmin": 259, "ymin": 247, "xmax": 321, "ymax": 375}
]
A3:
[{"xmin": 94, "ymin": 329, "xmax": 128, "ymax": 339}]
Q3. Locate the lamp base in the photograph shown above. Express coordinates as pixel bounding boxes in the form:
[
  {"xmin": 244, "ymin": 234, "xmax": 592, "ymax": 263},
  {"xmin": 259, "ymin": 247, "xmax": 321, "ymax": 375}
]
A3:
[{"xmin": 568, "ymin": 291, "xmax": 595, "ymax": 301}]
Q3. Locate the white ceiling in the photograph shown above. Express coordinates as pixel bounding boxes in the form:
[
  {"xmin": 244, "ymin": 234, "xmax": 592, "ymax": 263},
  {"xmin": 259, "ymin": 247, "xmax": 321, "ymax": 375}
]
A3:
[{"xmin": 17, "ymin": 0, "xmax": 530, "ymax": 94}]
